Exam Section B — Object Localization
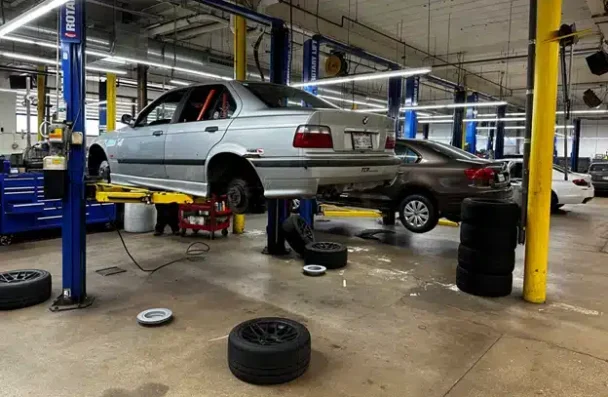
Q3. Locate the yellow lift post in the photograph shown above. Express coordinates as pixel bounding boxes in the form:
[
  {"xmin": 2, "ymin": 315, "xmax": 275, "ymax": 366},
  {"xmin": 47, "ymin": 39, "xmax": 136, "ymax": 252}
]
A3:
[{"xmin": 232, "ymin": 14, "xmax": 247, "ymax": 234}]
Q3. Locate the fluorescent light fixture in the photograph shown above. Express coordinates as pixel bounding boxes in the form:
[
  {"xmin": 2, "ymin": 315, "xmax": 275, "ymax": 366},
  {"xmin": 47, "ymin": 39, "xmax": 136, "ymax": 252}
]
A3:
[
  {"xmin": 477, "ymin": 126, "xmax": 525, "ymax": 130},
  {"xmin": 318, "ymin": 94, "xmax": 386, "ymax": 109},
  {"xmin": 1, "ymin": 35, "xmax": 57, "ymax": 49},
  {"xmin": 506, "ymin": 112, "xmax": 526, "ymax": 116},
  {"xmin": 107, "ymin": 55, "xmax": 232, "ymax": 81},
  {"xmin": 559, "ymin": 109, "xmax": 608, "ymax": 115},
  {"xmin": 556, "ymin": 125, "xmax": 575, "ymax": 129},
  {"xmin": 418, "ymin": 115, "xmax": 453, "ymax": 119},
  {"xmin": 170, "ymin": 80, "xmax": 191, "ymax": 86},
  {"xmin": 402, "ymin": 101, "xmax": 508, "ymax": 111},
  {"xmin": 291, "ymin": 68, "xmax": 432, "ymax": 88},
  {"xmin": 0, "ymin": 0, "xmax": 70, "ymax": 38},
  {"xmin": 2, "ymin": 51, "xmax": 126, "ymax": 74},
  {"xmin": 418, "ymin": 119, "xmax": 454, "ymax": 124},
  {"xmin": 353, "ymin": 108, "xmax": 389, "ymax": 113},
  {"xmin": 463, "ymin": 117, "xmax": 526, "ymax": 122},
  {"xmin": 86, "ymin": 65, "xmax": 127, "ymax": 75}
]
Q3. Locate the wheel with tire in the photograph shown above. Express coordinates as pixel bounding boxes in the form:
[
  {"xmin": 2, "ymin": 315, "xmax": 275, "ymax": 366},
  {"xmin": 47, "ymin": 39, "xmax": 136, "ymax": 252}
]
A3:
[
  {"xmin": 460, "ymin": 222, "xmax": 517, "ymax": 252},
  {"xmin": 282, "ymin": 215, "xmax": 315, "ymax": 256},
  {"xmin": 0, "ymin": 234, "xmax": 13, "ymax": 246},
  {"xmin": 222, "ymin": 228, "xmax": 229, "ymax": 237},
  {"xmin": 551, "ymin": 191, "xmax": 561, "ymax": 213},
  {"xmin": 398, "ymin": 194, "xmax": 439, "ymax": 233},
  {"xmin": 382, "ymin": 210, "xmax": 396, "ymax": 226},
  {"xmin": 458, "ymin": 244, "xmax": 515, "ymax": 275},
  {"xmin": 226, "ymin": 178, "xmax": 254, "ymax": 214},
  {"xmin": 461, "ymin": 198, "xmax": 519, "ymax": 227},
  {"xmin": 228, "ymin": 317, "xmax": 311, "ymax": 385},
  {"xmin": 0, "ymin": 269, "xmax": 52, "ymax": 310},
  {"xmin": 456, "ymin": 265, "xmax": 512, "ymax": 297},
  {"xmin": 304, "ymin": 242, "xmax": 348, "ymax": 269},
  {"xmin": 98, "ymin": 160, "xmax": 111, "ymax": 183}
]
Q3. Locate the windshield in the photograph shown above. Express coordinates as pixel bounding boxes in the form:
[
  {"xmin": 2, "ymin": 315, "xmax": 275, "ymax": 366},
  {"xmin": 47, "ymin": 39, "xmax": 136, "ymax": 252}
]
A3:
[
  {"xmin": 589, "ymin": 163, "xmax": 608, "ymax": 172},
  {"xmin": 242, "ymin": 82, "xmax": 337, "ymax": 109},
  {"xmin": 427, "ymin": 141, "xmax": 481, "ymax": 160}
]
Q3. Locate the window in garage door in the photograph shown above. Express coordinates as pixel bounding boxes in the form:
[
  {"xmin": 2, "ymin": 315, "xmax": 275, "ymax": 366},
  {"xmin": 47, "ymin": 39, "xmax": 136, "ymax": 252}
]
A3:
[{"xmin": 179, "ymin": 85, "xmax": 237, "ymax": 123}]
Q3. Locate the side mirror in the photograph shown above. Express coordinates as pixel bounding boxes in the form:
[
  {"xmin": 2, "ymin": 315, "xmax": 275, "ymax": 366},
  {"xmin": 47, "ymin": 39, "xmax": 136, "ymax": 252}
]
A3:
[{"xmin": 121, "ymin": 114, "xmax": 134, "ymax": 126}]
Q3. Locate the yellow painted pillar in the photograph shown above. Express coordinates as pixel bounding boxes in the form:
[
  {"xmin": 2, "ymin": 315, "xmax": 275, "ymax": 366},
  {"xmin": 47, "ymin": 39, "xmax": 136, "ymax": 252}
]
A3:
[
  {"xmin": 233, "ymin": 15, "xmax": 247, "ymax": 234},
  {"xmin": 37, "ymin": 66, "xmax": 46, "ymax": 141},
  {"xmin": 106, "ymin": 73, "xmax": 117, "ymax": 132},
  {"xmin": 523, "ymin": 0, "xmax": 562, "ymax": 303}
]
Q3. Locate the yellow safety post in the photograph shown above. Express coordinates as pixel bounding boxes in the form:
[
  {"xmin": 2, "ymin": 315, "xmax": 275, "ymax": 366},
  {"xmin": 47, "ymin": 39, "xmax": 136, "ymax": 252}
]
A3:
[
  {"xmin": 523, "ymin": 0, "xmax": 562, "ymax": 303},
  {"xmin": 106, "ymin": 73, "xmax": 117, "ymax": 132},
  {"xmin": 232, "ymin": 14, "xmax": 247, "ymax": 234},
  {"xmin": 37, "ymin": 66, "xmax": 46, "ymax": 141}
]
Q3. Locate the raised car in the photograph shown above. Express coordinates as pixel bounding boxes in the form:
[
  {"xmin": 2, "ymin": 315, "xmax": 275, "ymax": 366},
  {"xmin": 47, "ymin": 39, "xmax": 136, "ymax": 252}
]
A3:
[{"xmin": 88, "ymin": 81, "xmax": 401, "ymax": 212}]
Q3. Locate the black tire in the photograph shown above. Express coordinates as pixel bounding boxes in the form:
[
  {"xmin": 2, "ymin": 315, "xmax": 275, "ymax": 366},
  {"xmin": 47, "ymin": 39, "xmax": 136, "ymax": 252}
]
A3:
[
  {"xmin": 304, "ymin": 242, "xmax": 348, "ymax": 269},
  {"xmin": 456, "ymin": 265, "xmax": 512, "ymax": 297},
  {"xmin": 226, "ymin": 178, "xmax": 254, "ymax": 214},
  {"xmin": 461, "ymin": 198, "xmax": 519, "ymax": 227},
  {"xmin": 458, "ymin": 244, "xmax": 515, "ymax": 275},
  {"xmin": 460, "ymin": 222, "xmax": 517, "ymax": 252},
  {"xmin": 398, "ymin": 194, "xmax": 439, "ymax": 233},
  {"xmin": 0, "ymin": 269, "xmax": 52, "ymax": 310},
  {"xmin": 282, "ymin": 215, "xmax": 315, "ymax": 256},
  {"xmin": 382, "ymin": 210, "xmax": 396, "ymax": 226},
  {"xmin": 228, "ymin": 317, "xmax": 311, "ymax": 385},
  {"xmin": 0, "ymin": 234, "xmax": 13, "ymax": 246},
  {"xmin": 551, "ymin": 192, "xmax": 560, "ymax": 213},
  {"xmin": 222, "ymin": 228, "xmax": 229, "ymax": 236}
]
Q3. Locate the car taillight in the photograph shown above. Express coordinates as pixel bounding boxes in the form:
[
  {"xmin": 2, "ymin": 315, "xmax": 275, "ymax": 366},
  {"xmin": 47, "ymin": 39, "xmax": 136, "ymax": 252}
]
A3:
[
  {"xmin": 293, "ymin": 125, "xmax": 333, "ymax": 148},
  {"xmin": 385, "ymin": 135, "xmax": 396, "ymax": 150},
  {"xmin": 573, "ymin": 178, "xmax": 589, "ymax": 187},
  {"xmin": 465, "ymin": 167, "xmax": 495, "ymax": 185}
]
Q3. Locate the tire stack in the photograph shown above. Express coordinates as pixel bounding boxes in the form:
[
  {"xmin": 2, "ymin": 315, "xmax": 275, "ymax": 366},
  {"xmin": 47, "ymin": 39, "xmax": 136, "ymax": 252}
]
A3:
[{"xmin": 457, "ymin": 198, "xmax": 519, "ymax": 297}]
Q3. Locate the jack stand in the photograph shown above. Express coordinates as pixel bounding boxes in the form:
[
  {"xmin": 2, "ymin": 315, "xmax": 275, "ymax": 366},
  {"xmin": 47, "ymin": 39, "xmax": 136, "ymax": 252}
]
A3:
[
  {"xmin": 50, "ymin": 291, "xmax": 95, "ymax": 312},
  {"xmin": 263, "ymin": 198, "xmax": 291, "ymax": 256}
]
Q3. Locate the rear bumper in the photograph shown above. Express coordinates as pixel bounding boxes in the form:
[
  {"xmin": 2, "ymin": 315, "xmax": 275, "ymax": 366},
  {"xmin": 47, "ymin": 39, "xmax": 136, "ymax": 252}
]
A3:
[
  {"xmin": 558, "ymin": 186, "xmax": 595, "ymax": 204},
  {"xmin": 252, "ymin": 157, "xmax": 401, "ymax": 198},
  {"xmin": 592, "ymin": 181, "xmax": 608, "ymax": 191},
  {"xmin": 439, "ymin": 187, "xmax": 514, "ymax": 217}
]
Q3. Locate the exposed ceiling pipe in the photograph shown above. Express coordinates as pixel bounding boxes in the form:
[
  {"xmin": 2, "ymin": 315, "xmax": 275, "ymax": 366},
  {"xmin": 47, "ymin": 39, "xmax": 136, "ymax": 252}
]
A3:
[
  {"xmin": 147, "ymin": 13, "xmax": 226, "ymax": 36},
  {"xmin": 87, "ymin": 0, "xmax": 163, "ymax": 20},
  {"xmin": 173, "ymin": 22, "xmax": 228, "ymax": 40}
]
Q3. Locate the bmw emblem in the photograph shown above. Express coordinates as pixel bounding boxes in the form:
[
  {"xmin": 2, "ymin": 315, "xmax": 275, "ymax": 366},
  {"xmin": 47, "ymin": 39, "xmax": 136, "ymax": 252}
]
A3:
[{"xmin": 362, "ymin": 116, "xmax": 369, "ymax": 125}]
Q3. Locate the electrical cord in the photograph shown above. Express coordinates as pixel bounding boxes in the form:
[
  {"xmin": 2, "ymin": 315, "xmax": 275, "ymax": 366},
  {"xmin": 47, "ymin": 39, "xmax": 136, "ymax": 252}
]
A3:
[{"xmin": 102, "ymin": 206, "xmax": 210, "ymax": 275}]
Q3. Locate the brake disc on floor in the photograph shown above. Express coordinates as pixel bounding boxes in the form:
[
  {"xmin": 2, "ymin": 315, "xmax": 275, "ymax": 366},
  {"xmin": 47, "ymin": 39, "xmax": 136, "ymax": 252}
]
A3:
[
  {"xmin": 137, "ymin": 308, "xmax": 173, "ymax": 326},
  {"xmin": 302, "ymin": 265, "xmax": 327, "ymax": 277}
]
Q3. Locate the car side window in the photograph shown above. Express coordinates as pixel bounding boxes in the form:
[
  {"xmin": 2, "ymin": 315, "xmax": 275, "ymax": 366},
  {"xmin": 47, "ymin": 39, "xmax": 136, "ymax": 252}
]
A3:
[
  {"xmin": 135, "ymin": 89, "xmax": 187, "ymax": 128},
  {"xmin": 178, "ymin": 85, "xmax": 237, "ymax": 123},
  {"xmin": 395, "ymin": 145, "xmax": 421, "ymax": 164}
]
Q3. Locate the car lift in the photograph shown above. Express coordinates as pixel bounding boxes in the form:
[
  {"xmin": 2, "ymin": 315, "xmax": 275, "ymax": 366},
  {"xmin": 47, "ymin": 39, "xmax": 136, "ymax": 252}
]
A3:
[{"xmin": 50, "ymin": 0, "xmax": 293, "ymax": 310}]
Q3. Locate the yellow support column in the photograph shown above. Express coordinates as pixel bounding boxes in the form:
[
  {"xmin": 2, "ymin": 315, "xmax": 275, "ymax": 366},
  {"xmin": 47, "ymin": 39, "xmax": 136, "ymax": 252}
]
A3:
[
  {"xmin": 106, "ymin": 73, "xmax": 117, "ymax": 132},
  {"xmin": 523, "ymin": 0, "xmax": 562, "ymax": 303},
  {"xmin": 233, "ymin": 15, "xmax": 247, "ymax": 234},
  {"xmin": 37, "ymin": 66, "xmax": 46, "ymax": 141}
]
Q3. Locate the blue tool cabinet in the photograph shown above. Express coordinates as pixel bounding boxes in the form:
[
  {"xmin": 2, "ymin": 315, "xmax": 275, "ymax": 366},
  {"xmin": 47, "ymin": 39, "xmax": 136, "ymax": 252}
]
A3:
[{"xmin": 0, "ymin": 172, "xmax": 116, "ymax": 244}]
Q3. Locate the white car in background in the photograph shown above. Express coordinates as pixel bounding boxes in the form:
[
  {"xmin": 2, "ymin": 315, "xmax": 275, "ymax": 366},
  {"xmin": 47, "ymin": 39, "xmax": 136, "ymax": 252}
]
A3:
[{"xmin": 507, "ymin": 159, "xmax": 594, "ymax": 211}]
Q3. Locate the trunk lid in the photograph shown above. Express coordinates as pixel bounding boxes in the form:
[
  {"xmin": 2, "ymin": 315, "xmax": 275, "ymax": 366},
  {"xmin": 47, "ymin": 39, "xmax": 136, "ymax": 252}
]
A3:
[
  {"xmin": 458, "ymin": 159, "xmax": 511, "ymax": 187},
  {"xmin": 306, "ymin": 110, "xmax": 394, "ymax": 152}
]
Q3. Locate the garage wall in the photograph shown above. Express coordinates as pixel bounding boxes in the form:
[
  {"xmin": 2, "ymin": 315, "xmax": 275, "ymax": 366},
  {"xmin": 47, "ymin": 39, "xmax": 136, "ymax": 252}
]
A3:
[
  {"xmin": 426, "ymin": 123, "xmax": 521, "ymax": 155},
  {"xmin": 0, "ymin": 91, "xmax": 22, "ymax": 154},
  {"xmin": 553, "ymin": 119, "xmax": 608, "ymax": 159}
]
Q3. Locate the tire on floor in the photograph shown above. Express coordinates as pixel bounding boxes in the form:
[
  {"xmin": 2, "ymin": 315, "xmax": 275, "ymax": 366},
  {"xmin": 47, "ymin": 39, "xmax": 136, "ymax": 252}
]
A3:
[
  {"xmin": 455, "ymin": 265, "xmax": 512, "ymax": 297},
  {"xmin": 304, "ymin": 242, "xmax": 348, "ymax": 269},
  {"xmin": 458, "ymin": 244, "xmax": 515, "ymax": 275},
  {"xmin": 461, "ymin": 198, "xmax": 519, "ymax": 227},
  {"xmin": 282, "ymin": 215, "xmax": 315, "ymax": 256},
  {"xmin": 460, "ymin": 222, "xmax": 517, "ymax": 252},
  {"xmin": 0, "ymin": 269, "xmax": 52, "ymax": 310},
  {"xmin": 228, "ymin": 317, "xmax": 311, "ymax": 385}
]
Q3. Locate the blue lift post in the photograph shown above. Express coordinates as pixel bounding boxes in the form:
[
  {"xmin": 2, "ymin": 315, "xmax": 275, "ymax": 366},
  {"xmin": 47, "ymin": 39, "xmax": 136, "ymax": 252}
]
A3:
[
  {"xmin": 571, "ymin": 118, "xmax": 581, "ymax": 172},
  {"xmin": 98, "ymin": 79, "xmax": 107, "ymax": 134},
  {"xmin": 52, "ymin": 0, "xmax": 91, "ymax": 310},
  {"xmin": 487, "ymin": 122, "xmax": 495, "ymax": 152},
  {"xmin": 451, "ymin": 89, "xmax": 466, "ymax": 148},
  {"xmin": 403, "ymin": 76, "xmax": 419, "ymax": 139},
  {"xmin": 495, "ymin": 105, "xmax": 506, "ymax": 159},
  {"xmin": 464, "ymin": 93, "xmax": 478, "ymax": 153}
]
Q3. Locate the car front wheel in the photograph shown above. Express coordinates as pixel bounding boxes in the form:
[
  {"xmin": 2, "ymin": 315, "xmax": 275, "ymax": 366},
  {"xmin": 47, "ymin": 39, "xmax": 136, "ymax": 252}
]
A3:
[
  {"xmin": 398, "ymin": 194, "xmax": 439, "ymax": 233},
  {"xmin": 227, "ymin": 178, "xmax": 253, "ymax": 214}
]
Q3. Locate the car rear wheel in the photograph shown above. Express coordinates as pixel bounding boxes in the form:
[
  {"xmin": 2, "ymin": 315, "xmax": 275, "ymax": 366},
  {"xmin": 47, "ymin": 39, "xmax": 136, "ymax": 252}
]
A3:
[
  {"xmin": 227, "ymin": 178, "xmax": 254, "ymax": 214},
  {"xmin": 398, "ymin": 194, "xmax": 438, "ymax": 233},
  {"xmin": 551, "ymin": 191, "xmax": 560, "ymax": 213}
]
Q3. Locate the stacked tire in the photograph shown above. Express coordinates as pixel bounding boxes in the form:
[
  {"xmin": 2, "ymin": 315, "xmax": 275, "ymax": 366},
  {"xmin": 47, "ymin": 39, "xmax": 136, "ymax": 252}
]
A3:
[{"xmin": 457, "ymin": 198, "xmax": 519, "ymax": 297}]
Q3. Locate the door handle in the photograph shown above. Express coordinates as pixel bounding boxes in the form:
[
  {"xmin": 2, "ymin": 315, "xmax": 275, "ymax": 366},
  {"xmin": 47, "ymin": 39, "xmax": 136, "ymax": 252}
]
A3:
[
  {"xmin": 205, "ymin": 126, "xmax": 219, "ymax": 133},
  {"xmin": 152, "ymin": 130, "xmax": 164, "ymax": 136}
]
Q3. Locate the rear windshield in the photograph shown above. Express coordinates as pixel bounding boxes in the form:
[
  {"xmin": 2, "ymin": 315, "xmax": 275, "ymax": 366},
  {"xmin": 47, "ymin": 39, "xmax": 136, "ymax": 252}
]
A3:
[
  {"xmin": 425, "ymin": 141, "xmax": 481, "ymax": 160},
  {"xmin": 241, "ymin": 82, "xmax": 337, "ymax": 109},
  {"xmin": 589, "ymin": 163, "xmax": 608, "ymax": 172}
]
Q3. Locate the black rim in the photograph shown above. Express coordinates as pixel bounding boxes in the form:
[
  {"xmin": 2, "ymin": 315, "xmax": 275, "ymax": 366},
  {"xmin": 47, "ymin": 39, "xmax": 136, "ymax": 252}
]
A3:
[
  {"xmin": 228, "ymin": 185, "xmax": 244, "ymax": 208},
  {"xmin": 241, "ymin": 319, "xmax": 299, "ymax": 346},
  {"xmin": 0, "ymin": 270, "xmax": 42, "ymax": 284},
  {"xmin": 312, "ymin": 242, "xmax": 340, "ymax": 250},
  {"xmin": 296, "ymin": 217, "xmax": 314, "ymax": 242}
]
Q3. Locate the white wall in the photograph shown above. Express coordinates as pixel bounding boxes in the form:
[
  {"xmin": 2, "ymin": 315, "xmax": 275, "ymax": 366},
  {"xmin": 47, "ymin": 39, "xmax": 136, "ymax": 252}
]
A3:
[
  {"xmin": 426, "ymin": 123, "xmax": 520, "ymax": 155},
  {"xmin": 553, "ymin": 120, "xmax": 608, "ymax": 159}
]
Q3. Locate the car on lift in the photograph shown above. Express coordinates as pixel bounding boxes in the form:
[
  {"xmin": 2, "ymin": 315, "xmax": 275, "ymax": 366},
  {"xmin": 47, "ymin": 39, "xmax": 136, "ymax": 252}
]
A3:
[
  {"xmin": 329, "ymin": 139, "xmax": 513, "ymax": 233},
  {"xmin": 588, "ymin": 162, "xmax": 608, "ymax": 194},
  {"xmin": 87, "ymin": 81, "xmax": 401, "ymax": 213},
  {"xmin": 507, "ymin": 159, "xmax": 594, "ymax": 211}
]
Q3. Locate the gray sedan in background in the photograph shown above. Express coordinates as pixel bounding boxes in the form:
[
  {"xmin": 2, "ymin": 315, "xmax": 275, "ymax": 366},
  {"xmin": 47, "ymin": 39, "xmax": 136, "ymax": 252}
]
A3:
[
  {"xmin": 88, "ymin": 81, "xmax": 401, "ymax": 212},
  {"xmin": 589, "ymin": 162, "xmax": 608, "ymax": 194}
]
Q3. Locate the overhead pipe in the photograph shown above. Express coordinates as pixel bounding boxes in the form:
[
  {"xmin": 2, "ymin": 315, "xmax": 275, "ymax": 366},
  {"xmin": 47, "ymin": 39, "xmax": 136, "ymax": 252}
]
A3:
[{"xmin": 147, "ymin": 13, "xmax": 227, "ymax": 36}]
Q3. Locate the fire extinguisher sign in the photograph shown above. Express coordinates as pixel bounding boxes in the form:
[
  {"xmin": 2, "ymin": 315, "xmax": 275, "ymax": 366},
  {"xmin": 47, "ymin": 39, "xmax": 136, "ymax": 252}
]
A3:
[{"xmin": 60, "ymin": 1, "xmax": 82, "ymax": 43}]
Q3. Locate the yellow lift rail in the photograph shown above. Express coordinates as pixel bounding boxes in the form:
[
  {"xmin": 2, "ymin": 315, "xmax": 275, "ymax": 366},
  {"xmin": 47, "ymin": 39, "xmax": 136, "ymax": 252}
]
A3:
[
  {"xmin": 92, "ymin": 182, "xmax": 202, "ymax": 205},
  {"xmin": 320, "ymin": 204, "xmax": 459, "ymax": 227}
]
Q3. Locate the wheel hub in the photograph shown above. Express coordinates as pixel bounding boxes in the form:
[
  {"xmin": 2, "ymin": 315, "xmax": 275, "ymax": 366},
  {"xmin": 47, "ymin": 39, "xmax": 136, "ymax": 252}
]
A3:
[
  {"xmin": 241, "ymin": 320, "xmax": 298, "ymax": 346},
  {"xmin": 0, "ymin": 270, "xmax": 41, "ymax": 284},
  {"xmin": 404, "ymin": 200, "xmax": 430, "ymax": 228},
  {"xmin": 228, "ymin": 186, "xmax": 243, "ymax": 207}
]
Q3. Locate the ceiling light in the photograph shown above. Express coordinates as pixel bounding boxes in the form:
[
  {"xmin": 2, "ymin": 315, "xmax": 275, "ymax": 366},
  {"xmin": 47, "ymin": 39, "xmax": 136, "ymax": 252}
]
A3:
[
  {"xmin": 86, "ymin": 66, "xmax": 127, "ymax": 75},
  {"xmin": 402, "ymin": 101, "xmax": 508, "ymax": 111},
  {"xmin": 1, "ymin": 35, "xmax": 57, "ymax": 49},
  {"xmin": 418, "ymin": 115, "xmax": 453, "ymax": 119},
  {"xmin": 2, "ymin": 51, "xmax": 126, "ymax": 74},
  {"xmin": 0, "ymin": 0, "xmax": 70, "ymax": 38},
  {"xmin": 318, "ymin": 94, "xmax": 386, "ymax": 109},
  {"xmin": 291, "ymin": 68, "xmax": 432, "ymax": 88},
  {"xmin": 106, "ymin": 55, "xmax": 232, "ymax": 81},
  {"xmin": 506, "ymin": 112, "xmax": 526, "ymax": 116},
  {"xmin": 476, "ymin": 126, "xmax": 525, "ymax": 130},
  {"xmin": 463, "ymin": 117, "xmax": 526, "ymax": 122},
  {"xmin": 353, "ymin": 108, "xmax": 389, "ymax": 113},
  {"xmin": 170, "ymin": 80, "xmax": 191, "ymax": 86},
  {"xmin": 417, "ymin": 119, "xmax": 454, "ymax": 124}
]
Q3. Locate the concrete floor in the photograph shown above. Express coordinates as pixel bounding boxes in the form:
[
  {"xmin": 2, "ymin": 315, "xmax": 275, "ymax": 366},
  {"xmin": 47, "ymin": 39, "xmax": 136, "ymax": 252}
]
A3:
[{"xmin": 2, "ymin": 198, "xmax": 608, "ymax": 397}]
